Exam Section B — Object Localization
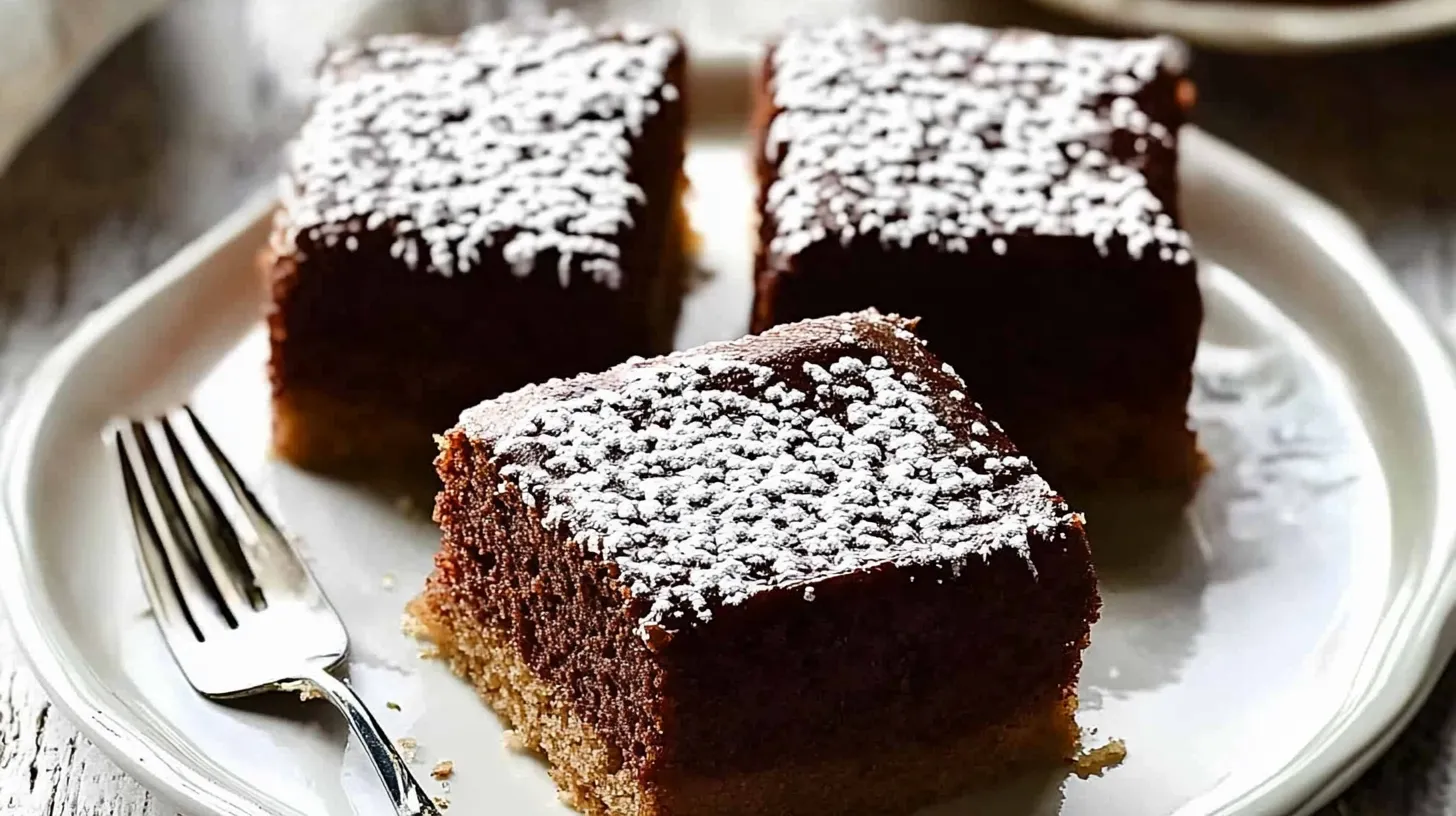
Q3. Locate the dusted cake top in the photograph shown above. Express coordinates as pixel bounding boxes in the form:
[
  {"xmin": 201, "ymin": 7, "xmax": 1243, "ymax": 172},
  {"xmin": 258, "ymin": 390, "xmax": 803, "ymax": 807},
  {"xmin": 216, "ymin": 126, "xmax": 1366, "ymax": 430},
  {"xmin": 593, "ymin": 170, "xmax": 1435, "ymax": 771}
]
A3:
[
  {"xmin": 763, "ymin": 19, "xmax": 1192, "ymax": 268},
  {"xmin": 277, "ymin": 13, "xmax": 680, "ymax": 287},
  {"xmin": 460, "ymin": 312, "xmax": 1076, "ymax": 640}
]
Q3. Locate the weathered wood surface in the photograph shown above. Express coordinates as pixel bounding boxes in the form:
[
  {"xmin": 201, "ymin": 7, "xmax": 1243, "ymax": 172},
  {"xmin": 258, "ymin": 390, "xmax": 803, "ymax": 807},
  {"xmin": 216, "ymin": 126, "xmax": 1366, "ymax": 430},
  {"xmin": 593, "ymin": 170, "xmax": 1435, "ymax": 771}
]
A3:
[{"xmin": 2, "ymin": 0, "xmax": 1455, "ymax": 812}]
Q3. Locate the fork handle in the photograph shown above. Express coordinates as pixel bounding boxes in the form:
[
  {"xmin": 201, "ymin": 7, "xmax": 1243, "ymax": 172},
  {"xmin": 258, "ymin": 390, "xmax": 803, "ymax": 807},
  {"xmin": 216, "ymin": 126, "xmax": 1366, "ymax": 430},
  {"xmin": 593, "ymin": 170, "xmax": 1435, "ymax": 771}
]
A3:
[{"xmin": 302, "ymin": 668, "xmax": 441, "ymax": 816}]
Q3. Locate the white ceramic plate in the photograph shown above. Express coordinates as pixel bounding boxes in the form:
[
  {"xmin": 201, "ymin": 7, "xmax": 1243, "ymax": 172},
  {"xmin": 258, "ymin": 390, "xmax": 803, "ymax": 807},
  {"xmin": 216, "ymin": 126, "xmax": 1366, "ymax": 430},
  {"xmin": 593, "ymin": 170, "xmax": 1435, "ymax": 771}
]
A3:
[
  {"xmin": 1024, "ymin": 0, "xmax": 1456, "ymax": 52},
  {"xmin": 6, "ymin": 56, "xmax": 1456, "ymax": 816}
]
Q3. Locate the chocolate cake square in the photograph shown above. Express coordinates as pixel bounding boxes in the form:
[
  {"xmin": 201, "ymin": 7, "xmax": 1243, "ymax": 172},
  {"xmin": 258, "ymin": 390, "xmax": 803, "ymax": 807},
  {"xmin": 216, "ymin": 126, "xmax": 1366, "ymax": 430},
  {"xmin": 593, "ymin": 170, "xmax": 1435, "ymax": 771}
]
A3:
[
  {"xmin": 265, "ymin": 15, "xmax": 689, "ymax": 473},
  {"xmin": 752, "ymin": 20, "xmax": 1203, "ymax": 493},
  {"xmin": 415, "ymin": 311, "xmax": 1100, "ymax": 816}
]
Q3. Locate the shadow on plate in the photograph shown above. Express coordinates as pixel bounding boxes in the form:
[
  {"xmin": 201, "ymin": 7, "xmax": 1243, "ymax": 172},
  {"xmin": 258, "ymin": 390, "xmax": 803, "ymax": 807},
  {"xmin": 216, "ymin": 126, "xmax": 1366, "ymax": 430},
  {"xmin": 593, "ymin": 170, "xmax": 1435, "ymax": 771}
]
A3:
[{"xmin": 1077, "ymin": 488, "xmax": 1210, "ymax": 704}]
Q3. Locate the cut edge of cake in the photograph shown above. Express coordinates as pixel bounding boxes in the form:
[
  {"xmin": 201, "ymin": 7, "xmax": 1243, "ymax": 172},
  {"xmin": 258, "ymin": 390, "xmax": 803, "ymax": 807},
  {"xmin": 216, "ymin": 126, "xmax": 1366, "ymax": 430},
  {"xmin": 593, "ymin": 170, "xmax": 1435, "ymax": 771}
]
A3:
[
  {"xmin": 414, "ymin": 310, "xmax": 1099, "ymax": 816},
  {"xmin": 410, "ymin": 587, "xmax": 1083, "ymax": 816}
]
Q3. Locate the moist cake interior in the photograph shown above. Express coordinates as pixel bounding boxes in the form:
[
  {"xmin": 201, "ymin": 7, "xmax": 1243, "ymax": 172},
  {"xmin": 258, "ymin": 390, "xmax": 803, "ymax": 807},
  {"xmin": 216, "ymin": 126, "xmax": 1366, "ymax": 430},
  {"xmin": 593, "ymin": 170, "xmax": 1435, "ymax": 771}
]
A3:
[{"xmin": 416, "ymin": 311, "xmax": 1100, "ymax": 815}]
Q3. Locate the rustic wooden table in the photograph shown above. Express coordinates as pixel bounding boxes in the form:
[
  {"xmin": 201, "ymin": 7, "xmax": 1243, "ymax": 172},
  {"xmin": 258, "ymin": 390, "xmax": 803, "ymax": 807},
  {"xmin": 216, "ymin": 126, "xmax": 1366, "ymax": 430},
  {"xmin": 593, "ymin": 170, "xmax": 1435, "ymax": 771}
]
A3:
[{"xmin": 1, "ymin": 0, "xmax": 1454, "ymax": 812}]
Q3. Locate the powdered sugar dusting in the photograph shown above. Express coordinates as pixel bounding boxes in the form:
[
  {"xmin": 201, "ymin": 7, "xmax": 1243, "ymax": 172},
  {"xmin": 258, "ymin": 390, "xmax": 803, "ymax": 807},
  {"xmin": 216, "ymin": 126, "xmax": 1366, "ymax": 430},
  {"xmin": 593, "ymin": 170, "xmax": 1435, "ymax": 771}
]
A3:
[
  {"xmin": 277, "ymin": 13, "xmax": 680, "ymax": 287},
  {"xmin": 473, "ymin": 314, "xmax": 1072, "ymax": 640},
  {"xmin": 763, "ymin": 19, "xmax": 1191, "ymax": 267}
]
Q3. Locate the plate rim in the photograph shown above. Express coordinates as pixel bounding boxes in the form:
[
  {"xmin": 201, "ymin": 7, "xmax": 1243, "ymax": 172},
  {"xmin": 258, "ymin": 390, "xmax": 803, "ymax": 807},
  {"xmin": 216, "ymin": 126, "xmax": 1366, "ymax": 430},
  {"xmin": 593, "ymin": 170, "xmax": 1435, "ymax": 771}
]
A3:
[
  {"xmin": 1178, "ymin": 128, "xmax": 1456, "ymax": 815},
  {"xmin": 4, "ymin": 131, "xmax": 1456, "ymax": 816},
  {"xmin": 0, "ymin": 188, "xmax": 304, "ymax": 816},
  {"xmin": 1025, "ymin": 0, "xmax": 1456, "ymax": 52}
]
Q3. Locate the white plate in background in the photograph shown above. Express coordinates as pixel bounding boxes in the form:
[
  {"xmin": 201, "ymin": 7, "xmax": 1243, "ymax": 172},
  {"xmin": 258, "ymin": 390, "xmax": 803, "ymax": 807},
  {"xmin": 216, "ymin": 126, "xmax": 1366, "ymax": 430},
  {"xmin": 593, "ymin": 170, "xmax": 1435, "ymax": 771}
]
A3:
[
  {"xmin": 1024, "ymin": 0, "xmax": 1456, "ymax": 52},
  {"xmin": 4, "ymin": 58, "xmax": 1456, "ymax": 816}
]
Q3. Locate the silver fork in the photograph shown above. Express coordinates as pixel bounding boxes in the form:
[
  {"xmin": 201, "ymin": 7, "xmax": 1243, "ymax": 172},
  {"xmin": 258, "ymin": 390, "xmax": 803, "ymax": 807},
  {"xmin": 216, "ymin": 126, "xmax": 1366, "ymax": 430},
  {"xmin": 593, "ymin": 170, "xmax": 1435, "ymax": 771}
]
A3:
[{"xmin": 110, "ymin": 407, "xmax": 440, "ymax": 816}]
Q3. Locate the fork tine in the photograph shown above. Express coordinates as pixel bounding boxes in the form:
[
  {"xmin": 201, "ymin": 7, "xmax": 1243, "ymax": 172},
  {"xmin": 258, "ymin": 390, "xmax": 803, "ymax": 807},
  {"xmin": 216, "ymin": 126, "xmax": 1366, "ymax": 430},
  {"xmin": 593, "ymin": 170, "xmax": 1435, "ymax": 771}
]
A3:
[
  {"xmin": 114, "ymin": 425, "xmax": 206, "ymax": 642},
  {"xmin": 179, "ymin": 406, "xmax": 311, "ymax": 594},
  {"xmin": 124, "ymin": 419, "xmax": 241, "ymax": 632},
  {"xmin": 157, "ymin": 414, "xmax": 266, "ymax": 612},
  {"xmin": 181, "ymin": 406, "xmax": 286, "ymax": 542}
]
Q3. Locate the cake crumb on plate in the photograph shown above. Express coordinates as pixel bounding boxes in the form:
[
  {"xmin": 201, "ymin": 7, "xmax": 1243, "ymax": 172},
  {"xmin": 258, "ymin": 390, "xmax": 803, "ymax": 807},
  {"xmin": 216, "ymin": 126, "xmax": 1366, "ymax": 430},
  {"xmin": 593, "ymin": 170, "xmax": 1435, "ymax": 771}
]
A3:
[
  {"xmin": 502, "ymin": 730, "xmax": 527, "ymax": 752},
  {"xmin": 1073, "ymin": 738, "xmax": 1127, "ymax": 778},
  {"xmin": 401, "ymin": 609, "xmax": 429, "ymax": 639},
  {"xmin": 396, "ymin": 737, "xmax": 419, "ymax": 763},
  {"xmin": 431, "ymin": 760, "xmax": 454, "ymax": 780},
  {"xmin": 277, "ymin": 680, "xmax": 324, "ymax": 702}
]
